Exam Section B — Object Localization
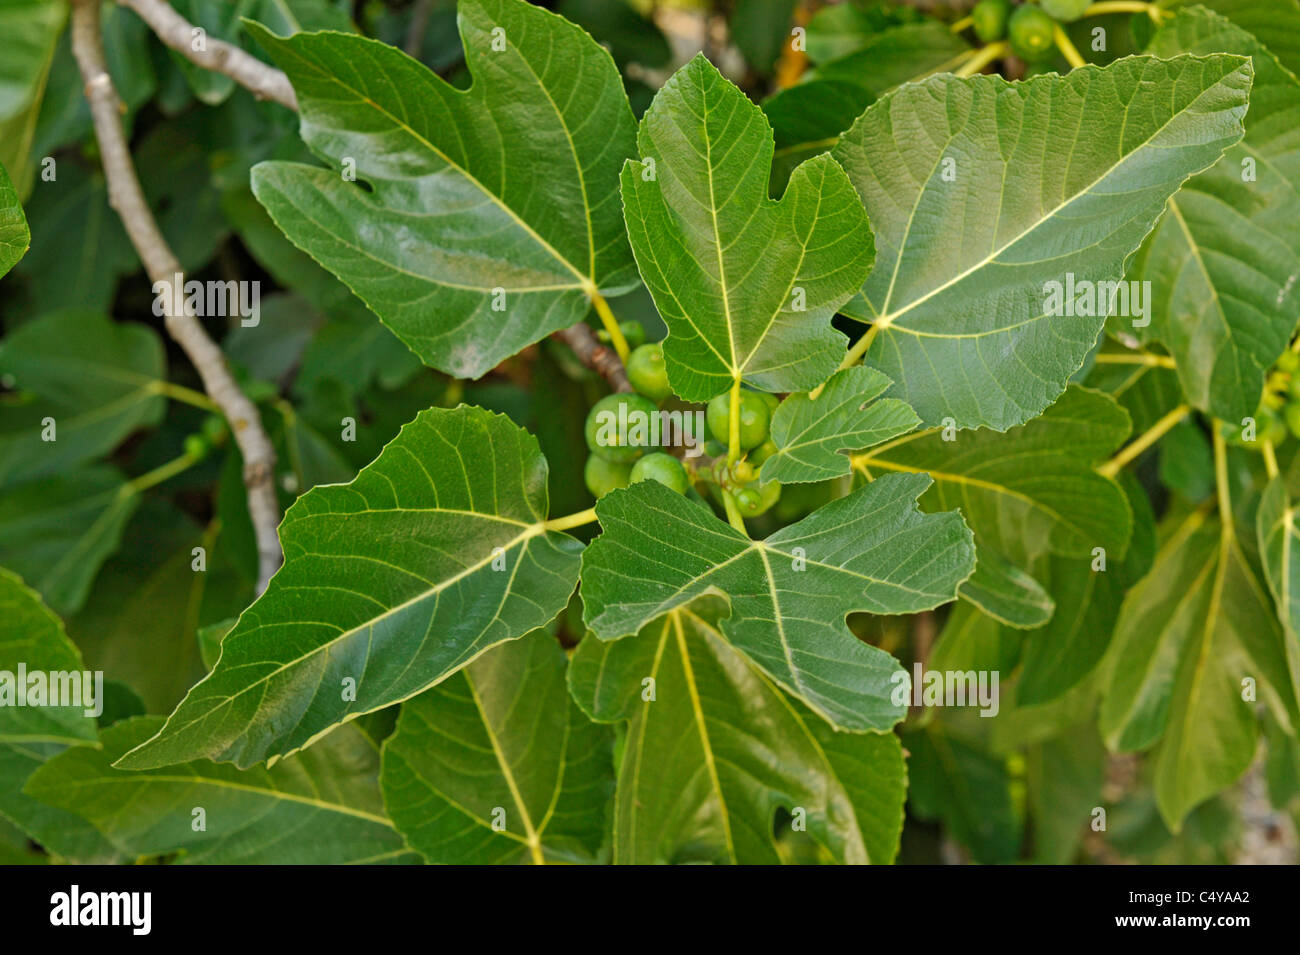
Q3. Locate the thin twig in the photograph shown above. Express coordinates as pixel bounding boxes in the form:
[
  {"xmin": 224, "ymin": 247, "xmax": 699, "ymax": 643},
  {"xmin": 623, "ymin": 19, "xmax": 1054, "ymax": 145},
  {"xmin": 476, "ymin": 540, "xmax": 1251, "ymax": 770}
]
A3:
[
  {"xmin": 1097, "ymin": 403, "xmax": 1190, "ymax": 479},
  {"xmin": 1053, "ymin": 23, "xmax": 1087, "ymax": 69},
  {"xmin": 117, "ymin": 0, "xmax": 297, "ymax": 109},
  {"xmin": 1092, "ymin": 351, "xmax": 1176, "ymax": 368},
  {"xmin": 913, "ymin": 610, "xmax": 936, "ymax": 670},
  {"xmin": 405, "ymin": 0, "xmax": 433, "ymax": 57},
  {"xmin": 954, "ymin": 41, "xmax": 1008, "ymax": 78},
  {"xmin": 72, "ymin": 0, "xmax": 283, "ymax": 594},
  {"xmin": 1263, "ymin": 439, "xmax": 1279, "ymax": 479},
  {"xmin": 589, "ymin": 291, "xmax": 631, "ymax": 364},
  {"xmin": 551, "ymin": 324, "xmax": 632, "ymax": 392}
]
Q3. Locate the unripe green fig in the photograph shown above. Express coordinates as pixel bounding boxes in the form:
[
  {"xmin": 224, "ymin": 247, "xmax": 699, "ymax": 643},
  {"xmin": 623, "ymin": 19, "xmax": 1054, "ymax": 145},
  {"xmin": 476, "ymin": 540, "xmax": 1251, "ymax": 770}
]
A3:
[
  {"xmin": 584, "ymin": 393, "xmax": 659, "ymax": 463},
  {"xmin": 1009, "ymin": 5, "xmax": 1056, "ymax": 61},
  {"xmin": 759, "ymin": 478, "xmax": 782, "ymax": 514},
  {"xmin": 184, "ymin": 434, "xmax": 211, "ymax": 461},
  {"xmin": 585, "ymin": 454, "xmax": 632, "ymax": 497},
  {"xmin": 630, "ymin": 452, "xmax": 689, "ymax": 494},
  {"xmin": 621, "ymin": 321, "xmax": 646, "ymax": 350},
  {"xmin": 734, "ymin": 478, "xmax": 781, "ymax": 517},
  {"xmin": 972, "ymin": 0, "xmax": 1011, "ymax": 42},
  {"xmin": 748, "ymin": 438, "xmax": 779, "ymax": 467},
  {"xmin": 1258, "ymin": 406, "xmax": 1288, "ymax": 447},
  {"xmin": 1218, "ymin": 418, "xmax": 1250, "ymax": 447},
  {"xmin": 598, "ymin": 320, "xmax": 645, "ymax": 350},
  {"xmin": 201, "ymin": 414, "xmax": 227, "ymax": 445},
  {"xmin": 1039, "ymin": 0, "xmax": 1092, "ymax": 23},
  {"xmin": 706, "ymin": 390, "xmax": 771, "ymax": 450},
  {"xmin": 626, "ymin": 343, "xmax": 672, "ymax": 402}
]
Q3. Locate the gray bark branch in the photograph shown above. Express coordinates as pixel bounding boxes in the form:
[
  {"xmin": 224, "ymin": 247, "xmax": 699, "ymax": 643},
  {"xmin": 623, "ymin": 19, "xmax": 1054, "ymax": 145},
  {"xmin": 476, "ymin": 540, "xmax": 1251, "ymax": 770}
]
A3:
[
  {"xmin": 551, "ymin": 324, "xmax": 633, "ymax": 393},
  {"xmin": 72, "ymin": 0, "xmax": 284, "ymax": 594},
  {"xmin": 117, "ymin": 0, "xmax": 297, "ymax": 109}
]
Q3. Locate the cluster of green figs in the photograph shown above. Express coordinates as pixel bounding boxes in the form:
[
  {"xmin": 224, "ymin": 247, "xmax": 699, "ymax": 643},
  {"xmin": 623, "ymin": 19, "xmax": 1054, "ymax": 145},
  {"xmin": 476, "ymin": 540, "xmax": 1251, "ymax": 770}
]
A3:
[
  {"xmin": 1224, "ymin": 349, "xmax": 1300, "ymax": 448},
  {"xmin": 971, "ymin": 0, "xmax": 1092, "ymax": 61},
  {"xmin": 584, "ymin": 325, "xmax": 782, "ymax": 518}
]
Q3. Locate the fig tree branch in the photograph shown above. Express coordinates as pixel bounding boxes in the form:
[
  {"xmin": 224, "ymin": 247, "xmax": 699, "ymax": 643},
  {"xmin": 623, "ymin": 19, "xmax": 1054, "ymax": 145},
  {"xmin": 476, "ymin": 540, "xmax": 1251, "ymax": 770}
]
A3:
[
  {"xmin": 405, "ymin": 0, "xmax": 434, "ymax": 57},
  {"xmin": 71, "ymin": 0, "xmax": 284, "ymax": 595},
  {"xmin": 1096, "ymin": 403, "xmax": 1190, "ymax": 479},
  {"xmin": 551, "ymin": 323, "xmax": 632, "ymax": 392},
  {"xmin": 117, "ymin": 0, "xmax": 297, "ymax": 109}
]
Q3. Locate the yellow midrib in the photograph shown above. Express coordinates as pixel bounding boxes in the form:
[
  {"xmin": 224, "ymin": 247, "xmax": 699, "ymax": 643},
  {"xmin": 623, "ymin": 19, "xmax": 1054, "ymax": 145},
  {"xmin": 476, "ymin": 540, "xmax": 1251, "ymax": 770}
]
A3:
[
  {"xmin": 465, "ymin": 668, "xmax": 545, "ymax": 865},
  {"xmin": 672, "ymin": 611, "xmax": 737, "ymax": 863}
]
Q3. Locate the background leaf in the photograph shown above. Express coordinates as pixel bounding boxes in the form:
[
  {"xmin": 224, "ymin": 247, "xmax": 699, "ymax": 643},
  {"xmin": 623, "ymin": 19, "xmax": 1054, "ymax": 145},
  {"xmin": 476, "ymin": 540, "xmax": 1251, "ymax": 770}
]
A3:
[
  {"xmin": 0, "ymin": 566, "xmax": 96, "ymax": 745},
  {"xmin": 1016, "ymin": 471, "xmax": 1156, "ymax": 703},
  {"xmin": 0, "ymin": 466, "xmax": 138, "ymax": 617},
  {"xmin": 0, "ymin": 566, "xmax": 120, "ymax": 863},
  {"xmin": 0, "ymin": 310, "xmax": 166, "ymax": 489},
  {"xmin": 0, "ymin": 0, "xmax": 66, "ymax": 198},
  {"xmin": 856, "ymin": 386, "xmax": 1134, "ymax": 565},
  {"xmin": 905, "ymin": 724, "xmax": 1021, "ymax": 864},
  {"xmin": 26, "ymin": 716, "xmax": 419, "ymax": 863},
  {"xmin": 8, "ymin": 163, "xmax": 137, "ymax": 317},
  {"xmin": 1133, "ymin": 8, "xmax": 1300, "ymax": 420},
  {"xmin": 764, "ymin": 17, "xmax": 974, "ymax": 193},
  {"xmin": 957, "ymin": 550, "xmax": 1055, "ymax": 630},
  {"xmin": 0, "ymin": 159, "xmax": 28, "ymax": 276},
  {"xmin": 1163, "ymin": 0, "xmax": 1300, "ymax": 76},
  {"xmin": 68, "ymin": 499, "xmax": 250, "ymax": 713},
  {"xmin": 1255, "ymin": 475, "xmax": 1300, "ymax": 688},
  {"xmin": 168, "ymin": 0, "xmax": 253, "ymax": 105},
  {"xmin": 570, "ymin": 607, "xmax": 905, "ymax": 864},
  {"xmin": 1101, "ymin": 506, "xmax": 1299, "ymax": 829},
  {"xmin": 381, "ymin": 630, "xmax": 611, "ymax": 864}
]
